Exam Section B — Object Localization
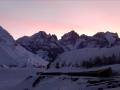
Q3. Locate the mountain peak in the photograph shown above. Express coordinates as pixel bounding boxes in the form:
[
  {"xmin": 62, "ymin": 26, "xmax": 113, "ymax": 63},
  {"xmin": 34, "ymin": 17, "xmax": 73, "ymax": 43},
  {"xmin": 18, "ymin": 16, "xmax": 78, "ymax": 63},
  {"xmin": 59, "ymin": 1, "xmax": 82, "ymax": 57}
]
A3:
[
  {"xmin": 80, "ymin": 34, "xmax": 89, "ymax": 39},
  {"xmin": 31, "ymin": 31, "xmax": 48, "ymax": 39},
  {"xmin": 0, "ymin": 26, "xmax": 15, "ymax": 46},
  {"xmin": 105, "ymin": 31, "xmax": 119, "ymax": 38},
  {"xmin": 93, "ymin": 31, "xmax": 119, "ymax": 46},
  {"xmin": 61, "ymin": 30, "xmax": 79, "ymax": 40},
  {"xmin": 60, "ymin": 30, "xmax": 79, "ymax": 45},
  {"xmin": 93, "ymin": 31, "xmax": 118, "ymax": 38}
]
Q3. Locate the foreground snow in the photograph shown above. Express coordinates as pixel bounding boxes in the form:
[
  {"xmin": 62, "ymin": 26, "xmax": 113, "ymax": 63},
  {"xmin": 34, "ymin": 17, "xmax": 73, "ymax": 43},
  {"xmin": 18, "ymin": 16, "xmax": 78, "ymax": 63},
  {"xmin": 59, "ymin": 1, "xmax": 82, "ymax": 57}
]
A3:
[
  {"xmin": 0, "ymin": 64, "xmax": 119, "ymax": 90},
  {"xmin": 105, "ymin": 87, "xmax": 120, "ymax": 90},
  {"xmin": 0, "ymin": 68, "xmax": 41, "ymax": 90}
]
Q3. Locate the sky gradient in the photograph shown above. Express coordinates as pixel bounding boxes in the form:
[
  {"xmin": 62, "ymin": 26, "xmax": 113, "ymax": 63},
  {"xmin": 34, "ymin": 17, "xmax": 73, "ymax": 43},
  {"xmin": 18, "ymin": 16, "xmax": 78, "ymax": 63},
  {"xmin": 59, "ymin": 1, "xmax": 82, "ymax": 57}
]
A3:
[{"xmin": 0, "ymin": 0, "xmax": 120, "ymax": 39}]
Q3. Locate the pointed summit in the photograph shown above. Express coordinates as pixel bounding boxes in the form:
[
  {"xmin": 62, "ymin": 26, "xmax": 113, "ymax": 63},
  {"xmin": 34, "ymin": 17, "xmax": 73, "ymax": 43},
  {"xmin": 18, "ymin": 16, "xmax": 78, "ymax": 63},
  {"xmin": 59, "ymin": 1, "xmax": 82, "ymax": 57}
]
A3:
[
  {"xmin": 31, "ymin": 31, "xmax": 48, "ymax": 39},
  {"xmin": 0, "ymin": 26, "xmax": 15, "ymax": 46},
  {"xmin": 61, "ymin": 30, "xmax": 79, "ymax": 40},
  {"xmin": 61, "ymin": 30, "xmax": 79, "ymax": 45}
]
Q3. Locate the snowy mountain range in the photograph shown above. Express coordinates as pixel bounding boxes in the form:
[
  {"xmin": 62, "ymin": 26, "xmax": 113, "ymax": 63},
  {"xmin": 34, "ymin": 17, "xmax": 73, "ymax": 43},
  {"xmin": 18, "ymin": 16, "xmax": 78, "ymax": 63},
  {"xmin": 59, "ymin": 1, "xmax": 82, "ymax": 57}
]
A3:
[
  {"xmin": 1, "ymin": 25, "xmax": 120, "ymax": 69},
  {"xmin": 17, "ymin": 30, "xmax": 120, "ymax": 62},
  {"xmin": 1, "ymin": 26, "xmax": 120, "ymax": 90}
]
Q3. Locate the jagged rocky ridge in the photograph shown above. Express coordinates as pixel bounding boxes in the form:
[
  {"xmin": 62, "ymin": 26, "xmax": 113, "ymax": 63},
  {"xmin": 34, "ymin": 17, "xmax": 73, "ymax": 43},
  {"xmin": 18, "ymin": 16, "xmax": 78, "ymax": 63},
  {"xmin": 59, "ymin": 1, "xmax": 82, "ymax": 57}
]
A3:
[
  {"xmin": 17, "ymin": 30, "xmax": 120, "ymax": 62},
  {"xmin": 17, "ymin": 31, "xmax": 64, "ymax": 61}
]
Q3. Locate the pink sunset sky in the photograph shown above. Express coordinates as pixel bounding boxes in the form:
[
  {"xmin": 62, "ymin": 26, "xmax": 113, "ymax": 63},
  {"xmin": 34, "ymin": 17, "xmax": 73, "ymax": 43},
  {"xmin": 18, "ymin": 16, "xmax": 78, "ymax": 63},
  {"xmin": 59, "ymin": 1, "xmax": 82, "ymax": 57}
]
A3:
[{"xmin": 0, "ymin": 0, "xmax": 120, "ymax": 39}]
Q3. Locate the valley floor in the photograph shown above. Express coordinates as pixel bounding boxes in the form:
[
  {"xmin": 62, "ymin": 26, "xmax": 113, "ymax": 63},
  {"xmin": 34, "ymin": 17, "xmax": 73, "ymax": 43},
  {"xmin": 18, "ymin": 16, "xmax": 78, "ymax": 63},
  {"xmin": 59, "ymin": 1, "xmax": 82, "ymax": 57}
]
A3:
[
  {"xmin": 1, "ymin": 64, "xmax": 120, "ymax": 90},
  {"xmin": 0, "ymin": 68, "xmax": 43, "ymax": 90}
]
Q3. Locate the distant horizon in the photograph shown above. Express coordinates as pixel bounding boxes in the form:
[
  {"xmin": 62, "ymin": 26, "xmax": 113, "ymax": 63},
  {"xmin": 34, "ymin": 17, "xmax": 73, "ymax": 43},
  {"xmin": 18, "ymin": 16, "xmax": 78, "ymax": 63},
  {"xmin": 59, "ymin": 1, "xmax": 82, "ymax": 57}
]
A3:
[
  {"xmin": 1, "ymin": 0, "xmax": 120, "ymax": 39},
  {"xmin": 1, "ymin": 25, "xmax": 120, "ymax": 40}
]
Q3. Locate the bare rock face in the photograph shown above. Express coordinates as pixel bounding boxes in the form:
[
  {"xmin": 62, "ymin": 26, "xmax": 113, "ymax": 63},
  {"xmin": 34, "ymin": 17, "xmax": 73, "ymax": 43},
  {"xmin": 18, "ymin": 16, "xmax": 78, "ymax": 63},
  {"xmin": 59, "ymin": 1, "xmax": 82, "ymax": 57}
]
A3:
[
  {"xmin": 84, "ymin": 67, "xmax": 112, "ymax": 77},
  {"xmin": 37, "ymin": 67, "xmax": 112, "ymax": 77}
]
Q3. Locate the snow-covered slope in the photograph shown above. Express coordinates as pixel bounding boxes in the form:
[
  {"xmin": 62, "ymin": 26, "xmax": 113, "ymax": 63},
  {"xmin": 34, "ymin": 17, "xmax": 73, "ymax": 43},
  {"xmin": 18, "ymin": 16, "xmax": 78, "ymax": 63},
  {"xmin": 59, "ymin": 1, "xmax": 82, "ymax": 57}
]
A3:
[
  {"xmin": 5, "ymin": 64, "xmax": 120, "ymax": 90},
  {"xmin": 0, "ymin": 26, "xmax": 48, "ymax": 67},
  {"xmin": 51, "ymin": 46, "xmax": 120, "ymax": 68},
  {"xmin": 0, "ymin": 26, "xmax": 15, "ymax": 46}
]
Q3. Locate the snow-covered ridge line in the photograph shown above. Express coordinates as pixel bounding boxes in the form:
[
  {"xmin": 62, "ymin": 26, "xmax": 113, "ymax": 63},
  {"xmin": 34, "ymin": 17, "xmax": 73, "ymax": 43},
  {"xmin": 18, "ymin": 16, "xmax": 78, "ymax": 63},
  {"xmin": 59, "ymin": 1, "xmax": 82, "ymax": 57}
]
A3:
[{"xmin": 0, "ymin": 26, "xmax": 48, "ymax": 67}]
